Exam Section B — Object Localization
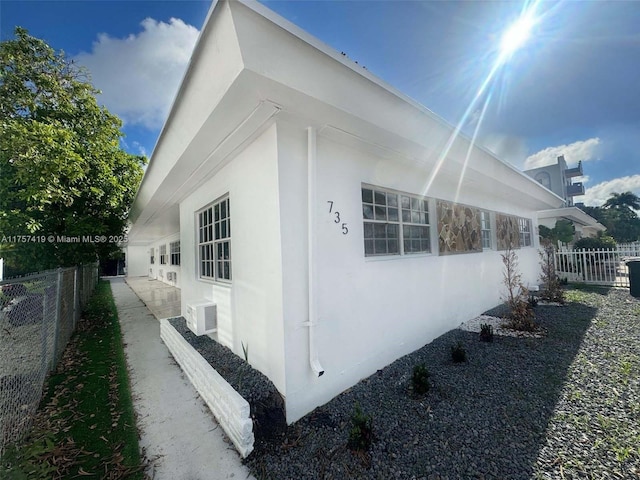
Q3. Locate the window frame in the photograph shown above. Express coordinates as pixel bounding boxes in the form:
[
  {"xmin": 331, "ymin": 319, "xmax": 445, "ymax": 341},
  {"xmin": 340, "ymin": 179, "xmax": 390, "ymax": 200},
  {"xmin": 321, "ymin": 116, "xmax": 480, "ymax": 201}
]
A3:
[
  {"xmin": 159, "ymin": 244, "xmax": 167, "ymax": 265},
  {"xmin": 197, "ymin": 195, "xmax": 231, "ymax": 283},
  {"xmin": 518, "ymin": 217, "xmax": 532, "ymax": 247},
  {"xmin": 150, "ymin": 250, "xmax": 155, "ymax": 265},
  {"xmin": 170, "ymin": 240, "xmax": 181, "ymax": 266},
  {"xmin": 480, "ymin": 210, "xmax": 492, "ymax": 249},
  {"xmin": 362, "ymin": 185, "xmax": 431, "ymax": 257}
]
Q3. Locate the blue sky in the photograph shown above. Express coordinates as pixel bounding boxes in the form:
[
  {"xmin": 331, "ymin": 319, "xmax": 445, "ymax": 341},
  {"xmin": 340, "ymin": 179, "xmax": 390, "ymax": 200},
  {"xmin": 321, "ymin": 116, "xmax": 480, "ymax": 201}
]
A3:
[{"xmin": 2, "ymin": 0, "xmax": 639, "ymax": 207}]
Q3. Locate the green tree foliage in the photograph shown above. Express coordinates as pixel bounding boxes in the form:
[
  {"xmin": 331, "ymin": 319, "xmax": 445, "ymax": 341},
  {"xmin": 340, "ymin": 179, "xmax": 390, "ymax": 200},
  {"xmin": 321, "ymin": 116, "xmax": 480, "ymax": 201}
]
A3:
[
  {"xmin": 539, "ymin": 219, "xmax": 575, "ymax": 246},
  {"xmin": 603, "ymin": 191, "xmax": 640, "ymax": 211},
  {"xmin": 0, "ymin": 28, "xmax": 146, "ymax": 275},
  {"xmin": 574, "ymin": 234, "xmax": 617, "ymax": 251},
  {"xmin": 581, "ymin": 192, "xmax": 640, "ymax": 243}
]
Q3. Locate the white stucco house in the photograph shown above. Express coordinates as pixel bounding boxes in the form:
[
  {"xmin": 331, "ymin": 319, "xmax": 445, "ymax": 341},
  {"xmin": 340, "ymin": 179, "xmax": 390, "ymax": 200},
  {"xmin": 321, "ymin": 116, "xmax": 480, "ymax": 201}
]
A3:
[{"xmin": 125, "ymin": 0, "xmax": 564, "ymax": 427}]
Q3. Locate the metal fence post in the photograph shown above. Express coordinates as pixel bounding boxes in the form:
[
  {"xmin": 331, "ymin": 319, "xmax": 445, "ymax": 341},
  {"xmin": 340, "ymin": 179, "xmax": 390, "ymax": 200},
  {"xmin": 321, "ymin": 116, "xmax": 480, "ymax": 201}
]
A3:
[
  {"xmin": 51, "ymin": 267, "xmax": 63, "ymax": 371},
  {"xmin": 73, "ymin": 267, "xmax": 79, "ymax": 330}
]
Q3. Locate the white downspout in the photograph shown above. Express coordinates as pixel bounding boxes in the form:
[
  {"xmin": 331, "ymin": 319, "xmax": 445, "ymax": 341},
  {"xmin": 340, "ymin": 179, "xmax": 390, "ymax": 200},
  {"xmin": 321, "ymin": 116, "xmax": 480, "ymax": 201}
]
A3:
[{"xmin": 306, "ymin": 126, "xmax": 325, "ymax": 377}]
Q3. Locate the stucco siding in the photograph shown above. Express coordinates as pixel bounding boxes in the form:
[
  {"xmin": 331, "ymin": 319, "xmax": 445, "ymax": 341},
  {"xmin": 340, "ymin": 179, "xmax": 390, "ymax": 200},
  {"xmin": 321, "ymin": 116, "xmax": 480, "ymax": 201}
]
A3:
[
  {"xmin": 178, "ymin": 124, "xmax": 287, "ymax": 396},
  {"xmin": 281, "ymin": 130, "xmax": 542, "ymax": 422}
]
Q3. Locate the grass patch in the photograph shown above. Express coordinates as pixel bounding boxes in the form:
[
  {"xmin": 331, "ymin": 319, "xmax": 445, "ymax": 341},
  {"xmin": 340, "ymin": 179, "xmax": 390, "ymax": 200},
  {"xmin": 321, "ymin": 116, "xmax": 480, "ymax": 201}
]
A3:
[
  {"xmin": 565, "ymin": 289, "xmax": 592, "ymax": 304},
  {"xmin": 0, "ymin": 280, "xmax": 145, "ymax": 479}
]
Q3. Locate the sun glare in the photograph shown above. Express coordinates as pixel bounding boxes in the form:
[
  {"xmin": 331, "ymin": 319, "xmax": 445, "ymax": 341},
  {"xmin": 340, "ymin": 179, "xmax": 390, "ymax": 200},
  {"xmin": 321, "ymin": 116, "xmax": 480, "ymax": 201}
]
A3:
[{"xmin": 500, "ymin": 14, "xmax": 536, "ymax": 56}]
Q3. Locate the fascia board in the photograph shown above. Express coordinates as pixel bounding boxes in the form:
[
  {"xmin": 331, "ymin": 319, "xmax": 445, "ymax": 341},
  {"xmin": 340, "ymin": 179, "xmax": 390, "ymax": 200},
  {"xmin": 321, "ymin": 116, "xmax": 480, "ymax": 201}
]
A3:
[
  {"xmin": 231, "ymin": 0, "xmax": 562, "ymax": 208},
  {"xmin": 130, "ymin": 0, "xmax": 242, "ymax": 224},
  {"xmin": 538, "ymin": 207, "xmax": 606, "ymax": 229}
]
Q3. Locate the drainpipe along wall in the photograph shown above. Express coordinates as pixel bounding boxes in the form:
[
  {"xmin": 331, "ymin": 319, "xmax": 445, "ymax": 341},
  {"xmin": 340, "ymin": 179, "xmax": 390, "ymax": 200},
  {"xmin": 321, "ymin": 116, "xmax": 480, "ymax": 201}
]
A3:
[{"xmin": 305, "ymin": 126, "xmax": 324, "ymax": 377}]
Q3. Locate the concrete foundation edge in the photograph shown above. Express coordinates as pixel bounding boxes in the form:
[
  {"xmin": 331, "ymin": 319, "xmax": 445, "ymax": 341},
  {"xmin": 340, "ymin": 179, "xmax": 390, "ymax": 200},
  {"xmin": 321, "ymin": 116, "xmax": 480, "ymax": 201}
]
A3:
[{"xmin": 160, "ymin": 319, "xmax": 254, "ymax": 457}]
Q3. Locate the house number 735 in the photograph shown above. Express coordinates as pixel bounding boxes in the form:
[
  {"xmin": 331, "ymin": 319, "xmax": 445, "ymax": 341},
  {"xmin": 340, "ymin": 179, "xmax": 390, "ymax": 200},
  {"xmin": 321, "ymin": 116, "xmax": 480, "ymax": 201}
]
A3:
[{"xmin": 327, "ymin": 201, "xmax": 348, "ymax": 234}]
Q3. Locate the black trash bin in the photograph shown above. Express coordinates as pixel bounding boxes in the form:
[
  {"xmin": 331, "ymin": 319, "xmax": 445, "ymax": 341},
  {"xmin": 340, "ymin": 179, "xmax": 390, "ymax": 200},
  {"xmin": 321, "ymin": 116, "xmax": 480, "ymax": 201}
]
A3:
[{"xmin": 627, "ymin": 260, "xmax": 640, "ymax": 298}]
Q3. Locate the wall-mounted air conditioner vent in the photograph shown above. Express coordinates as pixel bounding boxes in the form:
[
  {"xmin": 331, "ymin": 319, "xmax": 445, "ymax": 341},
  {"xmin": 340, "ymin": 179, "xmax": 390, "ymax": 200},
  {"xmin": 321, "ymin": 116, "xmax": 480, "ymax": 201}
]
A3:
[
  {"xmin": 167, "ymin": 272, "xmax": 177, "ymax": 282},
  {"xmin": 159, "ymin": 269, "xmax": 164, "ymax": 278},
  {"xmin": 186, "ymin": 301, "xmax": 217, "ymax": 336}
]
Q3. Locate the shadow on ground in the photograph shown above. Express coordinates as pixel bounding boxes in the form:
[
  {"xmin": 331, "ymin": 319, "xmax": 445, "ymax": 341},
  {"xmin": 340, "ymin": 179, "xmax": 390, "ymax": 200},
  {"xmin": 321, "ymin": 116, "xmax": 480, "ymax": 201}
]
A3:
[{"xmin": 246, "ymin": 292, "xmax": 601, "ymax": 479}]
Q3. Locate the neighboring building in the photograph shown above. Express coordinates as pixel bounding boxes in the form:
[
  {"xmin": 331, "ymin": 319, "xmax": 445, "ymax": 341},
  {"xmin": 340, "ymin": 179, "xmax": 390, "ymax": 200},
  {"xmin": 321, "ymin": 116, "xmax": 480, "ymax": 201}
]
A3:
[
  {"xmin": 125, "ymin": 0, "xmax": 564, "ymax": 425},
  {"xmin": 538, "ymin": 207, "xmax": 606, "ymax": 241},
  {"xmin": 524, "ymin": 155, "xmax": 584, "ymax": 206},
  {"xmin": 524, "ymin": 155, "xmax": 604, "ymax": 240}
]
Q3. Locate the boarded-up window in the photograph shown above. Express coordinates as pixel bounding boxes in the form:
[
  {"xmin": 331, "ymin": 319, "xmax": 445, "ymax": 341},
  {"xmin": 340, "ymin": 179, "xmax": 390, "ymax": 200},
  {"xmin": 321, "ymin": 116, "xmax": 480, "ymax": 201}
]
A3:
[
  {"xmin": 437, "ymin": 200, "xmax": 482, "ymax": 255},
  {"xmin": 496, "ymin": 214, "xmax": 520, "ymax": 250}
]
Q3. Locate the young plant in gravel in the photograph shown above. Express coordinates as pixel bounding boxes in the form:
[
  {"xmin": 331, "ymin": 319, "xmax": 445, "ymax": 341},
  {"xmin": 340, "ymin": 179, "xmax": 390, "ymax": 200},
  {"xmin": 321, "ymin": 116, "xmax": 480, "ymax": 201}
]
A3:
[
  {"xmin": 347, "ymin": 403, "xmax": 373, "ymax": 452},
  {"xmin": 501, "ymin": 246, "xmax": 536, "ymax": 331},
  {"xmin": 450, "ymin": 342, "xmax": 467, "ymax": 363},
  {"xmin": 411, "ymin": 364, "xmax": 431, "ymax": 395},
  {"xmin": 539, "ymin": 241, "xmax": 565, "ymax": 304},
  {"xmin": 479, "ymin": 323, "xmax": 494, "ymax": 342}
]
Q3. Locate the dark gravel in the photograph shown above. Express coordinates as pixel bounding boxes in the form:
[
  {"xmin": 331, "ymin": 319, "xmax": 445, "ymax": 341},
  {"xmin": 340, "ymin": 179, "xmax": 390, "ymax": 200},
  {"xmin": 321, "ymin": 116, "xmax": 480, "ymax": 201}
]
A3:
[
  {"xmin": 239, "ymin": 287, "xmax": 640, "ymax": 480},
  {"xmin": 168, "ymin": 317, "xmax": 286, "ymax": 439}
]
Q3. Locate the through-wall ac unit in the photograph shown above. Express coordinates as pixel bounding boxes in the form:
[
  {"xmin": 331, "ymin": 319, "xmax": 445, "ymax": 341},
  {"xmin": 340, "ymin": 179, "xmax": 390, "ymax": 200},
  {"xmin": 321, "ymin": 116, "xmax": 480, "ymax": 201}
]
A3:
[
  {"xmin": 167, "ymin": 272, "xmax": 177, "ymax": 282},
  {"xmin": 186, "ymin": 301, "xmax": 217, "ymax": 336}
]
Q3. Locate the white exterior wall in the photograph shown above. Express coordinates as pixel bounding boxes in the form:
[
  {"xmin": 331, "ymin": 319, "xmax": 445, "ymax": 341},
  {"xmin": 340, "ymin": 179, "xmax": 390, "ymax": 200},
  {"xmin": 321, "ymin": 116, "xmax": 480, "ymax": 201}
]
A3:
[
  {"xmin": 125, "ymin": 245, "xmax": 150, "ymax": 277},
  {"xmin": 179, "ymin": 124, "xmax": 287, "ymax": 396},
  {"xmin": 278, "ymin": 126, "xmax": 542, "ymax": 422},
  {"xmin": 145, "ymin": 233, "xmax": 182, "ymax": 288}
]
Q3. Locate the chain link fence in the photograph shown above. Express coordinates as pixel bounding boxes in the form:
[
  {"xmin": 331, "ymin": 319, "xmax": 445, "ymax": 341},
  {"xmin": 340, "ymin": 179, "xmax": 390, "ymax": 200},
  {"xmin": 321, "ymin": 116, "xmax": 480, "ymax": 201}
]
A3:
[{"xmin": 0, "ymin": 264, "xmax": 98, "ymax": 455}]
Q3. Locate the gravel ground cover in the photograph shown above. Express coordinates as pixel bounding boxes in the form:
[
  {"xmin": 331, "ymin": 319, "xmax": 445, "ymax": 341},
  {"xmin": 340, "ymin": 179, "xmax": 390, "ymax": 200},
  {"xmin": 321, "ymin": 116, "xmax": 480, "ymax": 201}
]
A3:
[
  {"xmin": 168, "ymin": 317, "xmax": 286, "ymax": 439},
  {"xmin": 241, "ymin": 287, "xmax": 640, "ymax": 479}
]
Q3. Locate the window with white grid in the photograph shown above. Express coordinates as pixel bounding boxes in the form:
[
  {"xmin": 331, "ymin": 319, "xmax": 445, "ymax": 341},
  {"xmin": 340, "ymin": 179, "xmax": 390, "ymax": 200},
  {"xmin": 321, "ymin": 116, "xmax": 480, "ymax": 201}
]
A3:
[
  {"xmin": 481, "ymin": 211, "xmax": 492, "ymax": 249},
  {"xmin": 198, "ymin": 196, "xmax": 231, "ymax": 282},
  {"xmin": 170, "ymin": 241, "xmax": 181, "ymax": 266},
  {"xmin": 519, "ymin": 217, "xmax": 532, "ymax": 247},
  {"xmin": 362, "ymin": 186, "xmax": 430, "ymax": 257},
  {"xmin": 159, "ymin": 244, "xmax": 167, "ymax": 265}
]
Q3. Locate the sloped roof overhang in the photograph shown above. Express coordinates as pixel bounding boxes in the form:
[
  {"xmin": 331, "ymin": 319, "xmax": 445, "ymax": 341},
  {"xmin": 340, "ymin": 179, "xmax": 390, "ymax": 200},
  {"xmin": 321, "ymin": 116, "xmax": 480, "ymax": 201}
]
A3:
[{"xmin": 127, "ymin": 0, "xmax": 565, "ymax": 244}]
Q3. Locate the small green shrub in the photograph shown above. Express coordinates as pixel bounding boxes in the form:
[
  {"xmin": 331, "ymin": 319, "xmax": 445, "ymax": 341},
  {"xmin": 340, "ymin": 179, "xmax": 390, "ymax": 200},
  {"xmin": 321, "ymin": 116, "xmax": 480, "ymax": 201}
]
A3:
[
  {"xmin": 574, "ymin": 235, "xmax": 616, "ymax": 251},
  {"xmin": 412, "ymin": 364, "xmax": 431, "ymax": 394},
  {"xmin": 347, "ymin": 403, "xmax": 373, "ymax": 451},
  {"xmin": 479, "ymin": 323, "xmax": 494, "ymax": 342},
  {"xmin": 451, "ymin": 342, "xmax": 467, "ymax": 363}
]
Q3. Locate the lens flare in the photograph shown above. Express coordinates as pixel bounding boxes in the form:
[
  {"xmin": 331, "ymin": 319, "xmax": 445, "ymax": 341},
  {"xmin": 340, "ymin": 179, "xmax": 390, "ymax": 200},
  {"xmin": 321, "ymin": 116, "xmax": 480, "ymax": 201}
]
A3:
[{"xmin": 500, "ymin": 14, "xmax": 536, "ymax": 56}]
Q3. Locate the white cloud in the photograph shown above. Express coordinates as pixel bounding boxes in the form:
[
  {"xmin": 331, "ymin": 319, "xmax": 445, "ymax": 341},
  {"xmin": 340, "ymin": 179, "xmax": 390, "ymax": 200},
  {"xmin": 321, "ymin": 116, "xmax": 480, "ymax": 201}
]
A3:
[
  {"xmin": 583, "ymin": 175, "xmax": 640, "ymax": 206},
  {"xmin": 574, "ymin": 174, "xmax": 590, "ymax": 184},
  {"xmin": 75, "ymin": 18, "xmax": 199, "ymax": 130},
  {"xmin": 132, "ymin": 142, "xmax": 148, "ymax": 157},
  {"xmin": 523, "ymin": 138, "xmax": 601, "ymax": 170}
]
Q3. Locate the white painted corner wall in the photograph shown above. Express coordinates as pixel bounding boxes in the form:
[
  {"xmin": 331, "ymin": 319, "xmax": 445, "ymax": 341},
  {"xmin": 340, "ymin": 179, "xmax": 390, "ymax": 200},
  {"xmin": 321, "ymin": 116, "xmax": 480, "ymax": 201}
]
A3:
[{"xmin": 178, "ymin": 124, "xmax": 288, "ymax": 397}]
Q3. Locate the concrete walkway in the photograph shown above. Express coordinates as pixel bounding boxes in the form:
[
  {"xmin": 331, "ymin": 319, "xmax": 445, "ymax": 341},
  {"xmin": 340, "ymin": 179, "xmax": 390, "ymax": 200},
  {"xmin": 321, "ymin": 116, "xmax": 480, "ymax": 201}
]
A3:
[
  {"xmin": 109, "ymin": 278, "xmax": 254, "ymax": 480},
  {"xmin": 125, "ymin": 276, "xmax": 181, "ymax": 319}
]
